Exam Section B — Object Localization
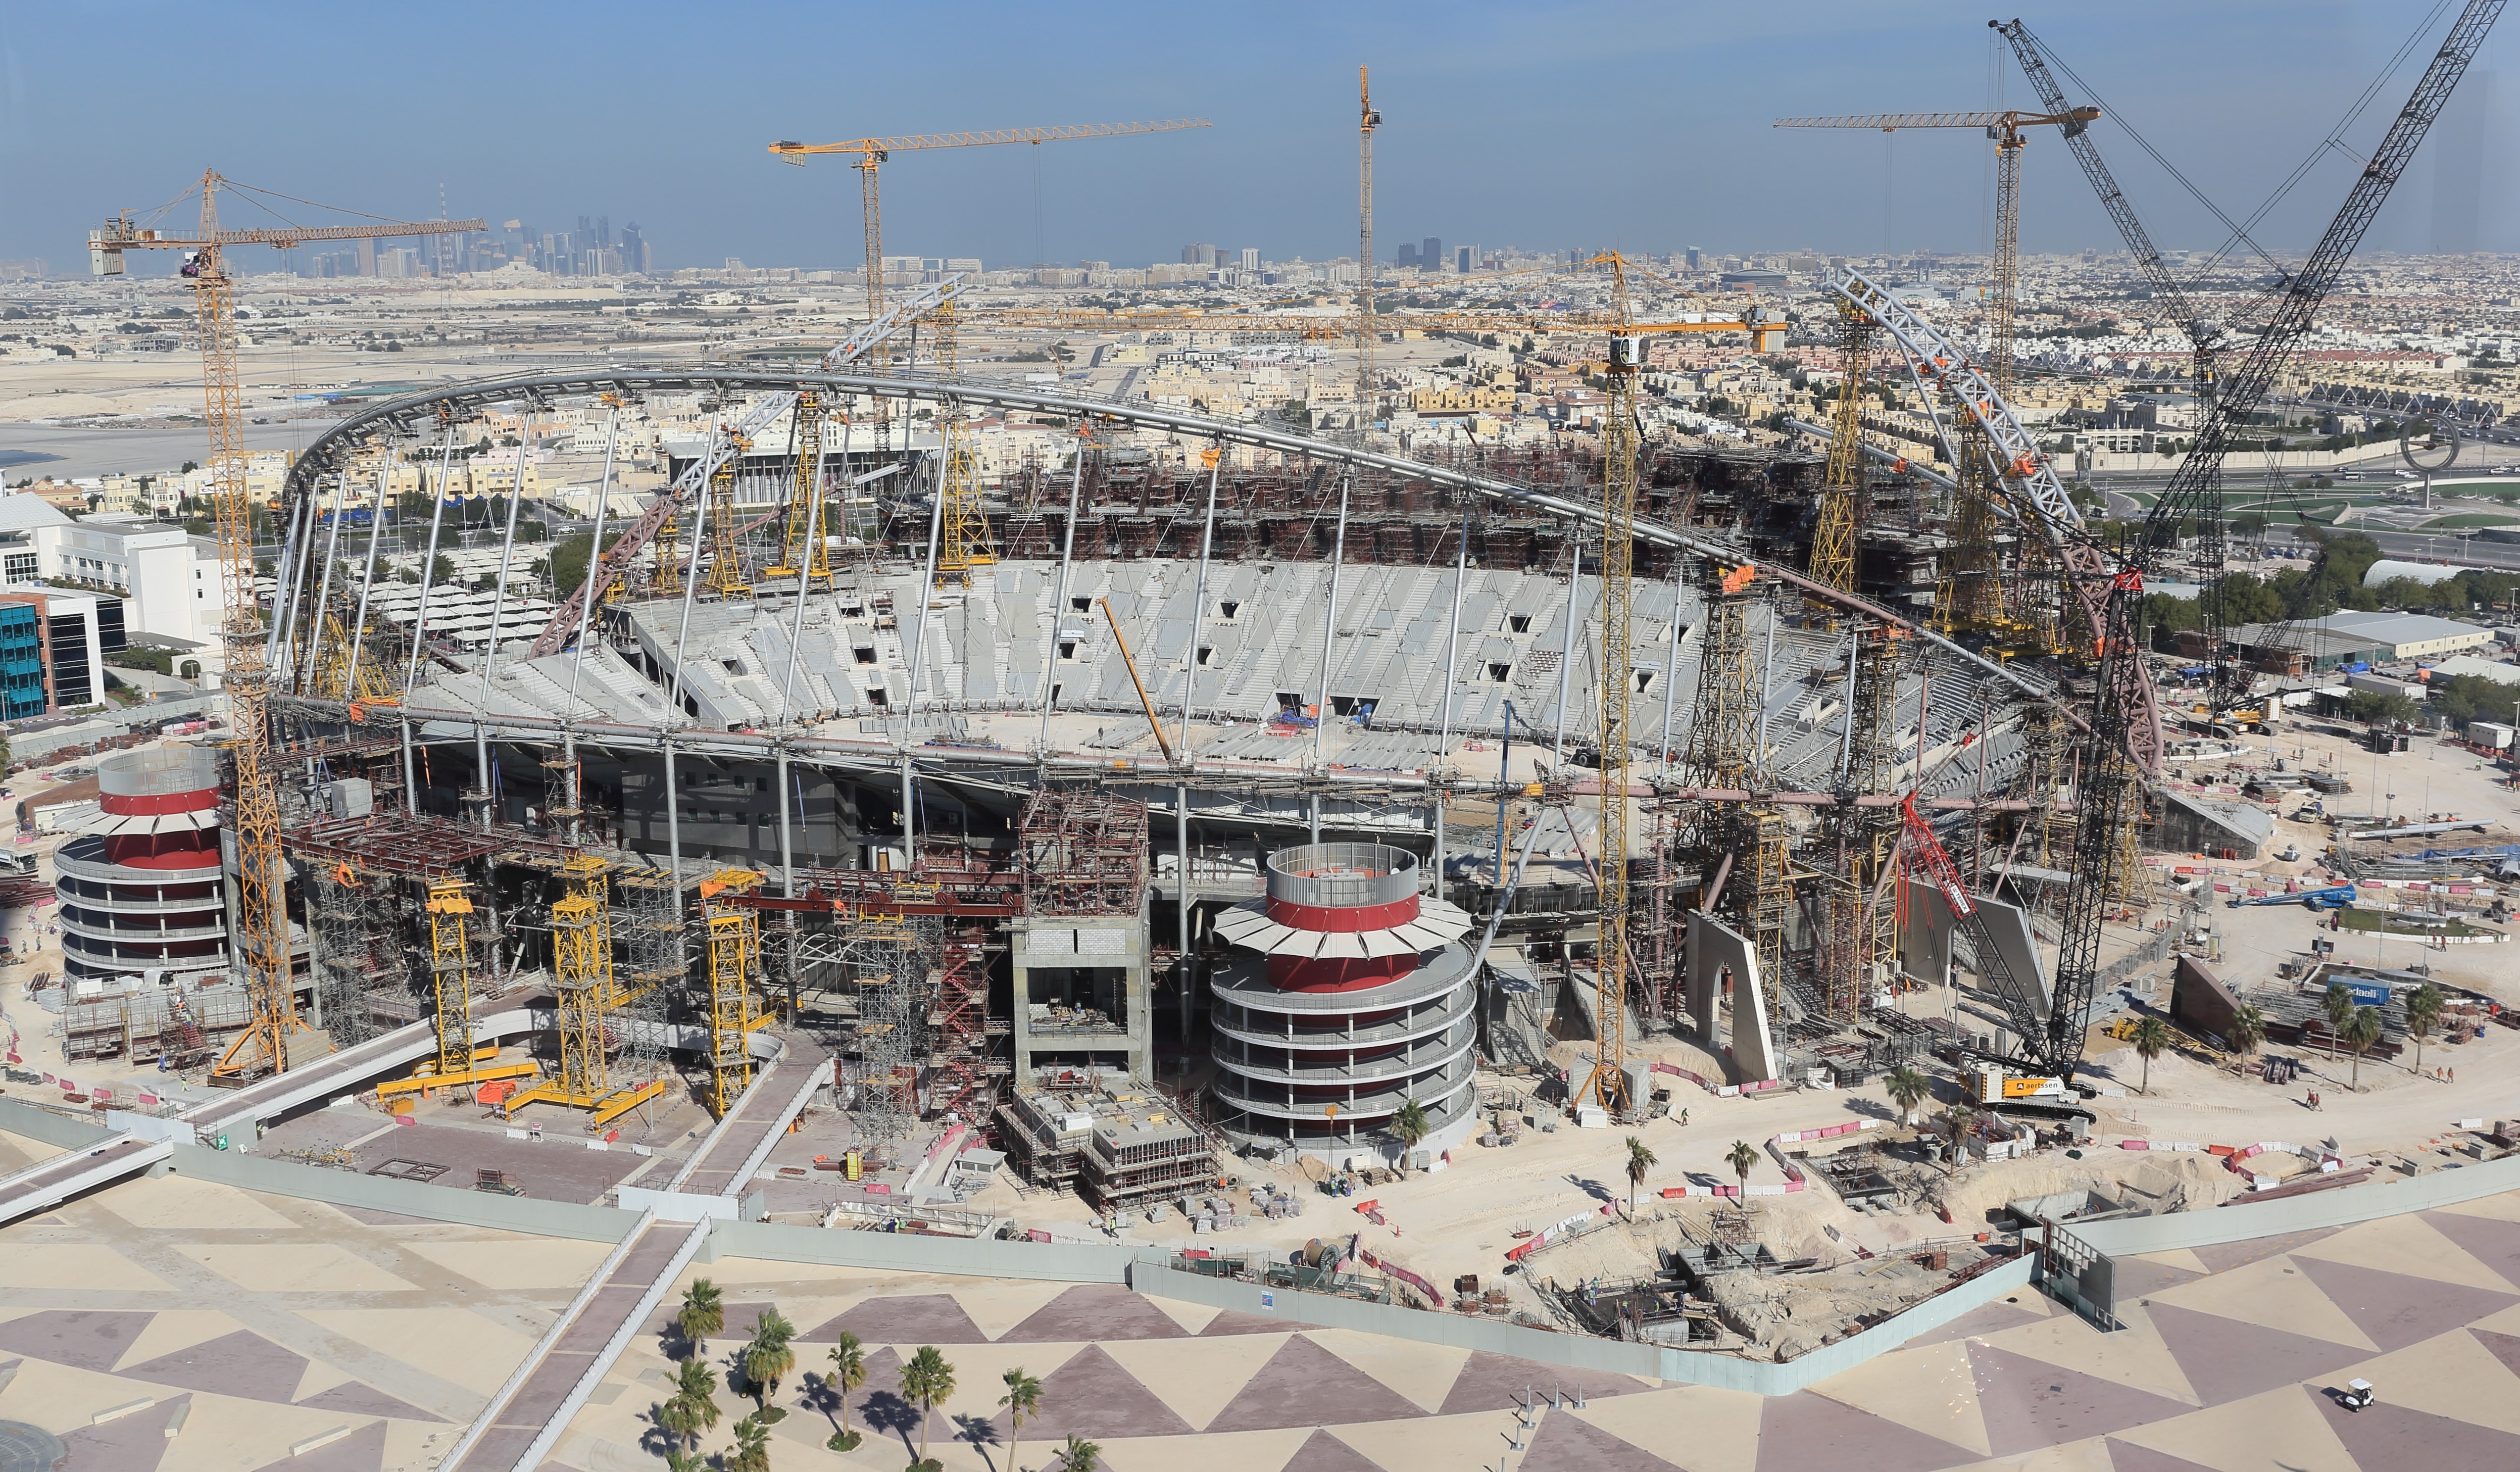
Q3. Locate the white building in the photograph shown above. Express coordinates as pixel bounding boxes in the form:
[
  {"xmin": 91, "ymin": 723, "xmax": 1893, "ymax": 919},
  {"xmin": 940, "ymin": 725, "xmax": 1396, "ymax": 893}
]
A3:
[{"xmin": 35, "ymin": 517, "xmax": 223, "ymax": 652}]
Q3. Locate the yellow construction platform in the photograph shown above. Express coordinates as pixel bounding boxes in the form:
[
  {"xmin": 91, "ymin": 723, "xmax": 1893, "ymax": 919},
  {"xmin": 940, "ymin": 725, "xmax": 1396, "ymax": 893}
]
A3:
[
  {"xmin": 374, "ymin": 1059, "xmax": 539, "ymax": 1100},
  {"xmin": 497, "ymin": 1076, "xmax": 672, "ymax": 1127}
]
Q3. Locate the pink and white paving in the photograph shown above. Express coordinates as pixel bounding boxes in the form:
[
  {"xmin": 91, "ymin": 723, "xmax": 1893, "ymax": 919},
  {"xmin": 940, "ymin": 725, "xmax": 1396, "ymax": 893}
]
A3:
[{"xmin": 10, "ymin": 1148, "xmax": 2520, "ymax": 1471}]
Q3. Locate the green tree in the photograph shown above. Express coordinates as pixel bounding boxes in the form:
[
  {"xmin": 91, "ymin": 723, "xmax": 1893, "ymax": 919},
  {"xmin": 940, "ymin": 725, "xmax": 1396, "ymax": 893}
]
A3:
[
  {"xmin": 1056, "ymin": 1434, "xmax": 1104, "ymax": 1472},
  {"xmin": 427, "ymin": 553, "xmax": 456, "ymax": 586},
  {"xmin": 1726, "ymin": 1139, "xmax": 1759, "ymax": 1198},
  {"xmin": 1623, "ymin": 1135, "xmax": 1657, "ymax": 1213},
  {"xmin": 742, "ymin": 1307, "xmax": 796, "ymax": 1412},
  {"xmin": 1938, "ymin": 1104, "xmax": 1977, "ymax": 1171},
  {"xmin": 659, "ymin": 1356, "xmax": 720, "ymax": 1451},
  {"xmin": 2343, "ymin": 1005, "xmax": 2384, "ymax": 1090},
  {"xmin": 899, "ymin": 1345, "xmax": 956, "ymax": 1470},
  {"xmin": 2227, "ymin": 1003, "xmax": 2266, "ymax": 1062},
  {"xmin": 677, "ymin": 1279, "xmax": 724, "ymax": 1357},
  {"xmin": 1000, "ymin": 1366, "xmax": 1043, "ymax": 1472},
  {"xmin": 2321, "ymin": 980, "xmax": 2357, "ymax": 1060},
  {"xmin": 2406, "ymin": 982, "xmax": 2445, "ymax": 1074},
  {"xmin": 545, "ymin": 528, "xmax": 625, "ymax": 599},
  {"xmin": 823, "ymin": 1334, "xmax": 866, "ymax": 1451},
  {"xmin": 1389, "ymin": 1098, "xmax": 1430, "ymax": 1173},
  {"xmin": 1884, "ymin": 1065, "xmax": 1931, "ymax": 1125},
  {"xmin": 2132, "ymin": 1015, "xmax": 2172, "ymax": 1096},
  {"xmin": 726, "ymin": 1414, "xmax": 770, "ymax": 1472}
]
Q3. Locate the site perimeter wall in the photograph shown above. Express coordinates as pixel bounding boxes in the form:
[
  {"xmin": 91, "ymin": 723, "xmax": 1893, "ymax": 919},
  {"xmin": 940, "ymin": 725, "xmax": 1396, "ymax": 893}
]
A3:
[{"xmin": 13, "ymin": 1093, "xmax": 2520, "ymax": 1395}]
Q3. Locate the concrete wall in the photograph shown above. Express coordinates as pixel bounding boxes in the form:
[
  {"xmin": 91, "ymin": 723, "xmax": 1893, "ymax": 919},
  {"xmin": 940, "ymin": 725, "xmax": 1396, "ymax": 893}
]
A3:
[
  {"xmin": 2072, "ymin": 1152, "xmax": 2520, "ymax": 1258},
  {"xmin": 168, "ymin": 1143, "xmax": 639, "ymax": 1244},
  {"xmin": 0, "ymin": 1096, "xmax": 118, "ymax": 1151},
  {"xmin": 712, "ymin": 1219, "xmax": 1138, "ymax": 1282},
  {"xmin": 1124, "ymin": 1250, "xmax": 2037, "ymax": 1397}
]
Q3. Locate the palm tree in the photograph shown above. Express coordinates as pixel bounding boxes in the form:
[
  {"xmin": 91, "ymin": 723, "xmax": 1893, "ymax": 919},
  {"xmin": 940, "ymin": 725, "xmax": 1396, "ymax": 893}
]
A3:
[
  {"xmin": 2321, "ymin": 979, "xmax": 2356, "ymax": 1060},
  {"xmin": 659, "ymin": 1356, "xmax": 719, "ymax": 1451},
  {"xmin": 2343, "ymin": 1005, "xmax": 2383, "ymax": 1090},
  {"xmin": 2226, "ymin": 1003, "xmax": 2266, "ymax": 1064},
  {"xmin": 1725, "ymin": 1139, "xmax": 1759, "ymax": 1199},
  {"xmin": 899, "ymin": 1345, "xmax": 957, "ymax": 1469},
  {"xmin": 727, "ymin": 1414, "xmax": 770, "ymax": 1472},
  {"xmin": 824, "ymin": 1334, "xmax": 866, "ymax": 1450},
  {"xmin": 664, "ymin": 1449, "xmax": 703, "ymax": 1472},
  {"xmin": 2131, "ymin": 1015, "xmax": 2172, "ymax": 1096},
  {"xmin": 1937, "ymin": 1103, "xmax": 1977, "ymax": 1172},
  {"xmin": 1056, "ymin": 1434, "xmax": 1103, "ymax": 1472},
  {"xmin": 1000, "ymin": 1366, "xmax": 1044, "ymax": 1472},
  {"xmin": 1884, "ymin": 1065, "xmax": 1931, "ymax": 1125},
  {"xmin": 677, "ymin": 1279, "xmax": 723, "ymax": 1357},
  {"xmin": 742, "ymin": 1307, "xmax": 796, "ymax": 1412},
  {"xmin": 1623, "ymin": 1135, "xmax": 1657, "ymax": 1213},
  {"xmin": 2406, "ymin": 982, "xmax": 2445, "ymax": 1073},
  {"xmin": 1390, "ymin": 1098, "xmax": 1430, "ymax": 1173}
]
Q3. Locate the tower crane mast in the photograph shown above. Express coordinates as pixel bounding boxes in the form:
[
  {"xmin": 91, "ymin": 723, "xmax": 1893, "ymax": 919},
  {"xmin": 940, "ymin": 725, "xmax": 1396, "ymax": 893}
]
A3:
[
  {"xmin": 89, "ymin": 172, "xmax": 483, "ymax": 1080},
  {"xmin": 2040, "ymin": 0, "xmax": 2504, "ymax": 1084}
]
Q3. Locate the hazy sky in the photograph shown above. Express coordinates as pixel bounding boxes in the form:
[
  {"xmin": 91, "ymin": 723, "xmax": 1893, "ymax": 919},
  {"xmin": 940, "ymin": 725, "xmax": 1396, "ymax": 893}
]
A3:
[{"xmin": 2, "ymin": 2, "xmax": 2511, "ymax": 277}]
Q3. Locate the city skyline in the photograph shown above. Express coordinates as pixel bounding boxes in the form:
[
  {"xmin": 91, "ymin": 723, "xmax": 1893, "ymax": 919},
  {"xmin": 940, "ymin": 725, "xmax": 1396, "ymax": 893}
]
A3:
[{"xmin": 1, "ymin": 3, "xmax": 2514, "ymax": 278}]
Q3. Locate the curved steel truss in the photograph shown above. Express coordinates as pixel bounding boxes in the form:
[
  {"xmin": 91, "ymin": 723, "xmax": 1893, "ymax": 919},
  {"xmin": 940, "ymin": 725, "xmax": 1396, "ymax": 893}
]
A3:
[{"xmin": 279, "ymin": 364, "xmax": 2069, "ymax": 712}]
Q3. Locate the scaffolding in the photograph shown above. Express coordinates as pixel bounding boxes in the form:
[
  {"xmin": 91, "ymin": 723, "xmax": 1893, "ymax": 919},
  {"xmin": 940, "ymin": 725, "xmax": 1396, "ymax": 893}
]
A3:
[
  {"xmin": 1936, "ymin": 415, "xmax": 2008, "ymax": 634},
  {"xmin": 849, "ymin": 918, "xmax": 931, "ymax": 1165},
  {"xmin": 307, "ymin": 862, "xmax": 405, "ymax": 1048},
  {"xmin": 925, "ymin": 931, "xmax": 998, "ymax": 1122},
  {"xmin": 701, "ymin": 868, "xmax": 766, "ymax": 1117},
  {"xmin": 1018, "ymin": 789, "xmax": 1150, "ymax": 916},
  {"xmin": 764, "ymin": 390, "xmax": 834, "ymax": 592},
  {"xmin": 377, "ymin": 877, "xmax": 535, "ymax": 1099},
  {"xmin": 502, "ymin": 856, "xmax": 671, "ymax": 1127}
]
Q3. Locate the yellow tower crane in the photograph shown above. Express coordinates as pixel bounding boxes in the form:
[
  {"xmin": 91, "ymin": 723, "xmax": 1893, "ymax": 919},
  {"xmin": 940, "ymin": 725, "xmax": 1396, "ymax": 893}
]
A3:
[
  {"xmin": 1807, "ymin": 300, "xmax": 1876, "ymax": 612},
  {"xmin": 1573, "ymin": 251, "xmax": 1645, "ymax": 1118},
  {"xmin": 767, "ymin": 119, "xmax": 1211, "ymax": 368},
  {"xmin": 1356, "ymin": 67, "xmax": 1382, "ymax": 434},
  {"xmin": 1772, "ymin": 108, "xmax": 2094, "ymax": 645},
  {"xmin": 88, "ymin": 173, "xmax": 483, "ymax": 1080}
]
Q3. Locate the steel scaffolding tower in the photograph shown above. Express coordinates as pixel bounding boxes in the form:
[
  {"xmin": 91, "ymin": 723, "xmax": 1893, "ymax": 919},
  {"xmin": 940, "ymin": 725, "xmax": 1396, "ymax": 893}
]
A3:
[
  {"xmin": 427, "ymin": 879, "xmax": 476, "ymax": 1077},
  {"xmin": 765, "ymin": 390, "xmax": 834, "ymax": 592},
  {"xmin": 504, "ymin": 856, "xmax": 672, "ymax": 1127},
  {"xmin": 307, "ymin": 864, "xmax": 402, "ymax": 1048},
  {"xmin": 704, "ymin": 434, "xmax": 754, "ymax": 599},
  {"xmin": 850, "ymin": 918, "xmax": 932, "ymax": 1165},
  {"xmin": 701, "ymin": 868, "xmax": 766, "ymax": 1117}
]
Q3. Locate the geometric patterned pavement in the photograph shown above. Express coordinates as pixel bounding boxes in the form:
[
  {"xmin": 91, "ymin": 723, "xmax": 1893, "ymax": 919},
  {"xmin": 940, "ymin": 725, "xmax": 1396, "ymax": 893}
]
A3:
[
  {"xmin": 10, "ymin": 1126, "xmax": 2520, "ymax": 1471},
  {"xmin": 547, "ymin": 1186, "xmax": 2520, "ymax": 1472}
]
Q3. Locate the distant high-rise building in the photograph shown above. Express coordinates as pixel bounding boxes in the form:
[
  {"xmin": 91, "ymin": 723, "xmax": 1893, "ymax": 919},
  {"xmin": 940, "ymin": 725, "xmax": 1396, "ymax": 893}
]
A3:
[
  {"xmin": 355, "ymin": 238, "xmax": 375, "ymax": 276},
  {"xmin": 1457, "ymin": 246, "xmax": 1473, "ymax": 274},
  {"xmin": 1420, "ymin": 236, "xmax": 1441, "ymax": 271},
  {"xmin": 1182, "ymin": 243, "xmax": 1216, "ymax": 266},
  {"xmin": 1686, "ymin": 246, "xmax": 1700, "ymax": 271},
  {"xmin": 619, "ymin": 222, "xmax": 647, "ymax": 274},
  {"xmin": 1396, "ymin": 243, "xmax": 1417, "ymax": 269},
  {"xmin": 597, "ymin": 215, "xmax": 611, "ymax": 249},
  {"xmin": 1240, "ymin": 247, "xmax": 1260, "ymax": 271}
]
